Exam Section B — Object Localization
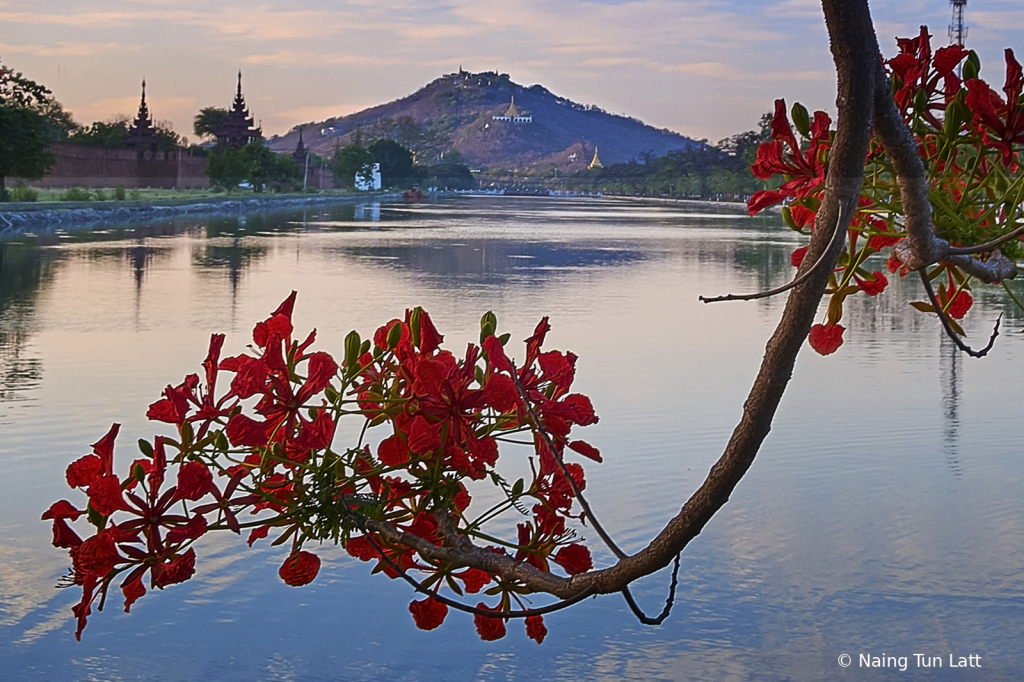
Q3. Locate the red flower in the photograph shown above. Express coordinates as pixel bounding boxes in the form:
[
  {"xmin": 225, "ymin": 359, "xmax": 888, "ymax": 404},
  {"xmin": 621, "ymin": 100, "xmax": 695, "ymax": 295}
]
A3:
[
  {"xmin": 345, "ymin": 536, "xmax": 379, "ymax": 562},
  {"xmin": 173, "ymin": 461, "xmax": 213, "ymax": 501},
  {"xmin": 226, "ymin": 413, "xmax": 269, "ymax": 447},
  {"xmin": 42, "ymin": 499, "xmax": 84, "ymax": 522},
  {"xmin": 964, "ymin": 50, "xmax": 1024, "ymax": 166},
  {"xmin": 554, "ymin": 543, "xmax": 592, "ymax": 575},
  {"xmin": 122, "ymin": 571, "xmax": 146, "ymax": 613},
  {"xmin": 568, "ymin": 439, "xmax": 602, "ymax": 463},
  {"xmin": 747, "ymin": 99, "xmax": 831, "ymax": 214},
  {"xmin": 417, "ymin": 310, "xmax": 444, "ymax": 354},
  {"xmin": 473, "ymin": 604, "xmax": 507, "ymax": 641},
  {"xmin": 165, "ymin": 514, "xmax": 208, "ymax": 545},
  {"xmin": 481, "ymin": 373, "xmax": 518, "ymax": 413},
  {"xmin": 407, "ymin": 416, "xmax": 443, "ymax": 454},
  {"xmin": 948, "ymin": 291, "xmax": 973, "ymax": 319},
  {"xmin": 278, "ymin": 550, "xmax": 321, "ymax": 586},
  {"xmin": 790, "ymin": 246, "xmax": 809, "ymax": 268},
  {"xmin": 408, "ymin": 597, "xmax": 448, "ymax": 630},
  {"xmin": 455, "ymin": 567, "xmax": 492, "ymax": 593},
  {"xmin": 153, "ymin": 549, "xmax": 197, "ymax": 588},
  {"xmin": 855, "ymin": 271, "xmax": 888, "ymax": 296},
  {"xmin": 525, "ymin": 614, "xmax": 547, "ymax": 644},
  {"xmin": 808, "ymin": 323, "xmax": 845, "ymax": 355},
  {"xmin": 87, "ymin": 474, "xmax": 126, "ymax": 516},
  {"xmin": 73, "ymin": 532, "xmax": 122, "ymax": 578},
  {"xmin": 377, "ymin": 434, "xmax": 410, "ymax": 467},
  {"xmin": 66, "ymin": 455, "xmax": 104, "ymax": 489}
]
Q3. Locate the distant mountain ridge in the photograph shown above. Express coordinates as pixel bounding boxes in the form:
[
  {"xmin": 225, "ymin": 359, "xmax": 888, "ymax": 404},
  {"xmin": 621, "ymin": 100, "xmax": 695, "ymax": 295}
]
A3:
[{"xmin": 267, "ymin": 70, "xmax": 700, "ymax": 172}]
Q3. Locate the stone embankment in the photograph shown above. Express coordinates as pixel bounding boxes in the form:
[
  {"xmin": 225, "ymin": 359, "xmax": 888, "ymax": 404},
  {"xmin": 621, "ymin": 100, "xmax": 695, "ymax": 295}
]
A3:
[{"xmin": 0, "ymin": 192, "xmax": 402, "ymax": 237}]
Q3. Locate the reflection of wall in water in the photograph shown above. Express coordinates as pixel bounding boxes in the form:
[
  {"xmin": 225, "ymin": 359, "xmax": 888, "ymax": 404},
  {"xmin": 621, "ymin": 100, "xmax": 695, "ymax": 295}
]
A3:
[{"xmin": 354, "ymin": 202, "xmax": 381, "ymax": 221}]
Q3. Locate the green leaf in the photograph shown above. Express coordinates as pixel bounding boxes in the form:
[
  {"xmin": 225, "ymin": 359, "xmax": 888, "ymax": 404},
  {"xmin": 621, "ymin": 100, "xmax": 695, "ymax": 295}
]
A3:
[
  {"xmin": 963, "ymin": 50, "xmax": 980, "ymax": 81},
  {"xmin": 498, "ymin": 332, "xmax": 511, "ymax": 346},
  {"xmin": 386, "ymin": 321, "xmax": 403, "ymax": 349},
  {"xmin": 215, "ymin": 431, "xmax": 229, "ymax": 451},
  {"xmin": 409, "ymin": 307, "xmax": 422, "ymax": 348},
  {"xmin": 826, "ymin": 294, "xmax": 844, "ymax": 326},
  {"xmin": 947, "ymin": 317, "xmax": 966, "ymax": 337},
  {"xmin": 790, "ymin": 102, "xmax": 811, "ymax": 139},
  {"xmin": 910, "ymin": 301, "xmax": 937, "ymax": 313},
  {"xmin": 344, "ymin": 330, "xmax": 361, "ymax": 368},
  {"xmin": 137, "ymin": 438, "xmax": 154, "ymax": 458},
  {"xmin": 511, "ymin": 478, "xmax": 524, "ymax": 497},
  {"xmin": 913, "ymin": 89, "xmax": 928, "ymax": 115},
  {"xmin": 480, "ymin": 311, "xmax": 497, "ymax": 344}
]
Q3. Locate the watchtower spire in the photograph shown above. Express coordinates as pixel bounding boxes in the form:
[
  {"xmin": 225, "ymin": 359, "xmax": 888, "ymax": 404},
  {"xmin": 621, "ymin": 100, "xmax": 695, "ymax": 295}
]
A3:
[
  {"xmin": 215, "ymin": 71, "xmax": 262, "ymax": 149},
  {"xmin": 126, "ymin": 79, "xmax": 159, "ymax": 149},
  {"xmin": 292, "ymin": 126, "xmax": 307, "ymax": 165}
]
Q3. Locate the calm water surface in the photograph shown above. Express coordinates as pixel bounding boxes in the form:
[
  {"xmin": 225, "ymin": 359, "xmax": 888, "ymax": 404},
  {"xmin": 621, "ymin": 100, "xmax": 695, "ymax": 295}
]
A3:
[{"xmin": 1, "ymin": 196, "xmax": 1022, "ymax": 681}]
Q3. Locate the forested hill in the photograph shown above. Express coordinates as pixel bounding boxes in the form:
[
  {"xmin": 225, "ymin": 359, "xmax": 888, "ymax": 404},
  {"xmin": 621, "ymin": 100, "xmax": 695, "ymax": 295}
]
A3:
[{"xmin": 267, "ymin": 70, "xmax": 700, "ymax": 171}]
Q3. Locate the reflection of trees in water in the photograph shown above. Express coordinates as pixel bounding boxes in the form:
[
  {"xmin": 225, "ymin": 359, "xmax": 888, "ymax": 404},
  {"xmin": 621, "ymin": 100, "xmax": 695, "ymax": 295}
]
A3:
[{"xmin": 0, "ymin": 242, "xmax": 51, "ymax": 410}]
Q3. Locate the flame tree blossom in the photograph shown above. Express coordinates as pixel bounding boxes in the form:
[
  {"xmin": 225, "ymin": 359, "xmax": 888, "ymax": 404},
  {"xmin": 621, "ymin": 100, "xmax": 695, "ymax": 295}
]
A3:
[
  {"xmin": 746, "ymin": 28, "xmax": 1024, "ymax": 355},
  {"xmin": 48, "ymin": 295, "xmax": 600, "ymax": 642}
]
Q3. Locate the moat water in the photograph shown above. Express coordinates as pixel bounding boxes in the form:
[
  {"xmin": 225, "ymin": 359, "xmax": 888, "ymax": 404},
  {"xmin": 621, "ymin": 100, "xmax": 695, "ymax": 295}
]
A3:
[{"xmin": 1, "ymin": 196, "xmax": 1022, "ymax": 680}]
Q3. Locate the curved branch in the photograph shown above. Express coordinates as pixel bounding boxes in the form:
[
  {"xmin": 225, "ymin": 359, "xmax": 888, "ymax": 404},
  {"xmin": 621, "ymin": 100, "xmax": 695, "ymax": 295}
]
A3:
[
  {"xmin": 699, "ymin": 203, "xmax": 851, "ymax": 304},
  {"xmin": 946, "ymin": 223, "xmax": 1024, "ymax": 256},
  {"xmin": 893, "ymin": 241, "xmax": 1019, "ymax": 283},
  {"xmin": 917, "ymin": 269, "xmax": 1001, "ymax": 358}
]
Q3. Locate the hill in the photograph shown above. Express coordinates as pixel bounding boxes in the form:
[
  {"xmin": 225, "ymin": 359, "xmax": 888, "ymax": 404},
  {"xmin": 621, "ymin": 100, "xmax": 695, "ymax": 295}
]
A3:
[{"xmin": 267, "ymin": 70, "xmax": 700, "ymax": 173}]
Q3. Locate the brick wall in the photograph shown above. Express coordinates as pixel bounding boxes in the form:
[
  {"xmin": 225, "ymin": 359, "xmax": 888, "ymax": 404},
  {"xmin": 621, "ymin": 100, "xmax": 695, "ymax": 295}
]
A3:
[{"xmin": 8, "ymin": 143, "xmax": 210, "ymax": 190}]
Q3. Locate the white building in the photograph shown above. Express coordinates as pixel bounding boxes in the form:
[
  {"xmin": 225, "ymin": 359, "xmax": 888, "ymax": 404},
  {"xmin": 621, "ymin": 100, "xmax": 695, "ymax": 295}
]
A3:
[{"xmin": 355, "ymin": 163, "xmax": 382, "ymax": 191}]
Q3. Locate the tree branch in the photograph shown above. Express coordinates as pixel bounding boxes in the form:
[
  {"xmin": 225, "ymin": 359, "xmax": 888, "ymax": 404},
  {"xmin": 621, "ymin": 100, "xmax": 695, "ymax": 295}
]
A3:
[
  {"xmin": 699, "ymin": 203, "xmax": 851, "ymax": 304},
  {"xmin": 917, "ymin": 269, "xmax": 1001, "ymax": 358}
]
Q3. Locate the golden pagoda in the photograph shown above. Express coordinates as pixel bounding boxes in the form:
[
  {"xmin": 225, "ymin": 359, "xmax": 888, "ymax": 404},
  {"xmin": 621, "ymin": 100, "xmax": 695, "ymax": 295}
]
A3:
[{"xmin": 588, "ymin": 146, "xmax": 604, "ymax": 170}]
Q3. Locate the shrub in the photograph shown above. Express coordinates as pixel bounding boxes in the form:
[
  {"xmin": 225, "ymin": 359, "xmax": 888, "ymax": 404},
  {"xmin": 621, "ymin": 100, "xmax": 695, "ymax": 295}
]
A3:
[
  {"xmin": 60, "ymin": 187, "xmax": 92, "ymax": 202},
  {"xmin": 114, "ymin": 185, "xmax": 126, "ymax": 201},
  {"xmin": 8, "ymin": 184, "xmax": 39, "ymax": 202}
]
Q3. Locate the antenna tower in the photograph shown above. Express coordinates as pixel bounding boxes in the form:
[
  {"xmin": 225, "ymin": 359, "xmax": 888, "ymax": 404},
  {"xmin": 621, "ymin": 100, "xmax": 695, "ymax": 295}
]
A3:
[{"xmin": 949, "ymin": 0, "xmax": 967, "ymax": 46}]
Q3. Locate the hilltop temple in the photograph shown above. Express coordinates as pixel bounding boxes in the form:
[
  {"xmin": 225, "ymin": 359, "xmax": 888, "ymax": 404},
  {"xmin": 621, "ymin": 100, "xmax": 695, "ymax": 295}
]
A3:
[
  {"xmin": 216, "ymin": 72, "xmax": 262, "ymax": 149},
  {"xmin": 125, "ymin": 80, "xmax": 159, "ymax": 150},
  {"xmin": 588, "ymin": 147, "xmax": 604, "ymax": 170},
  {"xmin": 492, "ymin": 96, "xmax": 532, "ymax": 124}
]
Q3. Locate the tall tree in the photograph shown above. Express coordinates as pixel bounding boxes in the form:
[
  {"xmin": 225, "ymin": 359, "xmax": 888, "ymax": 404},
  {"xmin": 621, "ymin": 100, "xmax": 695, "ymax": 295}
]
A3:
[
  {"xmin": 0, "ymin": 62, "xmax": 70, "ymax": 199},
  {"xmin": 368, "ymin": 138, "xmax": 413, "ymax": 187},
  {"xmin": 193, "ymin": 107, "xmax": 229, "ymax": 141}
]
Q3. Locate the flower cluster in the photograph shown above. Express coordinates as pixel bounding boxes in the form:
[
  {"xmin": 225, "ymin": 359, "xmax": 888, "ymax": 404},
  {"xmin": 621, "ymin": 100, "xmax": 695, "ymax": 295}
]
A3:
[
  {"xmin": 747, "ymin": 28, "xmax": 1024, "ymax": 355},
  {"xmin": 46, "ymin": 294, "xmax": 601, "ymax": 643}
]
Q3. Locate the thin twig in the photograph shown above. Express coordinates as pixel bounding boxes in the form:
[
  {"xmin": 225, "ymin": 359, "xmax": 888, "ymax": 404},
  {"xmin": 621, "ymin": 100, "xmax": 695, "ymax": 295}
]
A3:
[
  {"xmin": 917, "ymin": 269, "xmax": 1001, "ymax": 358},
  {"xmin": 945, "ymin": 222, "xmax": 1024, "ymax": 256},
  {"xmin": 699, "ymin": 200, "xmax": 852, "ymax": 304},
  {"xmin": 510, "ymin": 362, "xmax": 682, "ymax": 625}
]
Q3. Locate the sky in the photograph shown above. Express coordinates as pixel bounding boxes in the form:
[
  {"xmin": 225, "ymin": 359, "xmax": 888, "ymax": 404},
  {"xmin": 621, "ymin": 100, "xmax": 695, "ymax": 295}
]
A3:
[{"xmin": 2, "ymin": 1, "xmax": 1023, "ymax": 145}]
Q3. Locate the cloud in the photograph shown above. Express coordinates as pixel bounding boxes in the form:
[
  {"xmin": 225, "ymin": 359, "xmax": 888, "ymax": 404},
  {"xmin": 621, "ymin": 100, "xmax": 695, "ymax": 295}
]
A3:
[{"xmin": 0, "ymin": 41, "xmax": 139, "ymax": 57}]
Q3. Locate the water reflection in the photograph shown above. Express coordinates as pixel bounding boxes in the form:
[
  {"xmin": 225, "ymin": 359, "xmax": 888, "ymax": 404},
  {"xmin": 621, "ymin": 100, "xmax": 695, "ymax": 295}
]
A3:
[{"xmin": 1, "ymin": 197, "xmax": 1022, "ymax": 681}]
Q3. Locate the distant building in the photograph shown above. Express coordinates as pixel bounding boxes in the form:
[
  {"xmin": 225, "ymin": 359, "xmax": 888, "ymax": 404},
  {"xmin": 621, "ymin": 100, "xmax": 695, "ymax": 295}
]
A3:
[
  {"xmin": 215, "ymin": 72, "xmax": 262, "ymax": 149},
  {"xmin": 492, "ymin": 96, "xmax": 532, "ymax": 124},
  {"xmin": 354, "ymin": 163, "xmax": 382, "ymax": 191},
  {"xmin": 588, "ymin": 147, "xmax": 604, "ymax": 170},
  {"xmin": 125, "ymin": 80, "xmax": 159, "ymax": 150}
]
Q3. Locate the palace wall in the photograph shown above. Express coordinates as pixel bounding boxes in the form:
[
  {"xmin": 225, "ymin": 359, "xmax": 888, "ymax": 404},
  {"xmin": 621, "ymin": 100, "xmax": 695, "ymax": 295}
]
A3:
[{"xmin": 7, "ymin": 143, "xmax": 210, "ymax": 190}]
